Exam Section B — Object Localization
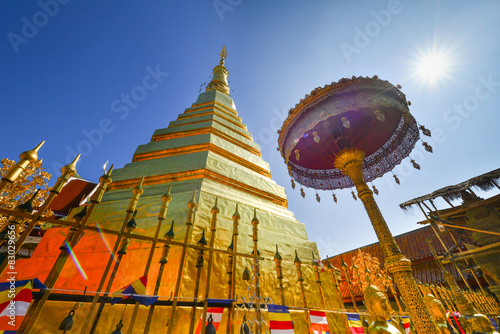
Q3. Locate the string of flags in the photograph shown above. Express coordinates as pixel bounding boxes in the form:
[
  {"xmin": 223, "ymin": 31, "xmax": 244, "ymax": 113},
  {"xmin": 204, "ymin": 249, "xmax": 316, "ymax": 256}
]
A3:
[
  {"xmin": 0, "ymin": 277, "xmax": 422, "ymax": 333},
  {"xmin": 0, "ymin": 278, "xmax": 46, "ymax": 333}
]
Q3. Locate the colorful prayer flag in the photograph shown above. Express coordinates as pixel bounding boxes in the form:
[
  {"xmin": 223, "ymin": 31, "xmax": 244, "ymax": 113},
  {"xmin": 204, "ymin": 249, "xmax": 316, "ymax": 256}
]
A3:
[
  {"xmin": 400, "ymin": 316, "xmax": 410, "ymax": 334},
  {"xmin": 194, "ymin": 307, "xmax": 224, "ymax": 334},
  {"xmin": 346, "ymin": 313, "xmax": 364, "ymax": 334},
  {"xmin": 268, "ymin": 304, "xmax": 294, "ymax": 333},
  {"xmin": 110, "ymin": 276, "xmax": 158, "ymax": 306},
  {"xmin": 309, "ymin": 310, "xmax": 330, "ymax": 334},
  {"xmin": 0, "ymin": 278, "xmax": 46, "ymax": 332}
]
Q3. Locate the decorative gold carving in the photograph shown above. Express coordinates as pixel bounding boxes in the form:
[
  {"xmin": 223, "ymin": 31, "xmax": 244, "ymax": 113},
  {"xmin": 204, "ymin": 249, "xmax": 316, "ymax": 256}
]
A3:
[{"xmin": 334, "ymin": 148, "xmax": 439, "ymax": 334}]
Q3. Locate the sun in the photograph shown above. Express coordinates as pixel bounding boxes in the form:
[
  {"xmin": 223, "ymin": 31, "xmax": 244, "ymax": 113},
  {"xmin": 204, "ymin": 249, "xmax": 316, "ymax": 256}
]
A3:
[
  {"xmin": 417, "ymin": 53, "xmax": 448, "ymax": 81},
  {"xmin": 417, "ymin": 53, "xmax": 449, "ymax": 82}
]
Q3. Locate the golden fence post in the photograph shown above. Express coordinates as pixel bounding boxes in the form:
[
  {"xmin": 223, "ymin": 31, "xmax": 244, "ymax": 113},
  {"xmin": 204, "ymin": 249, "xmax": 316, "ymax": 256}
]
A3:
[
  {"xmin": 166, "ymin": 190, "xmax": 197, "ymax": 334},
  {"xmin": 127, "ymin": 185, "xmax": 172, "ymax": 334},
  {"xmin": 293, "ymin": 250, "xmax": 313, "ymax": 333},
  {"xmin": 340, "ymin": 255, "xmax": 358, "ymax": 312},
  {"xmin": 144, "ymin": 219, "xmax": 176, "ymax": 333},
  {"xmin": 386, "ymin": 272, "xmax": 404, "ymax": 314},
  {"xmin": 226, "ymin": 203, "xmax": 239, "ymax": 334},
  {"xmin": 200, "ymin": 199, "xmax": 219, "ymax": 334},
  {"xmin": 81, "ymin": 177, "xmax": 144, "ymax": 333},
  {"xmin": 0, "ymin": 141, "xmax": 44, "ymax": 192},
  {"xmin": 19, "ymin": 165, "xmax": 113, "ymax": 333},
  {"xmin": 327, "ymin": 262, "xmax": 351, "ymax": 334},
  {"xmin": 189, "ymin": 229, "xmax": 207, "ymax": 333},
  {"xmin": 312, "ymin": 252, "xmax": 326, "ymax": 309},
  {"xmin": 251, "ymin": 209, "xmax": 262, "ymax": 334},
  {"xmin": 274, "ymin": 245, "xmax": 285, "ymax": 306},
  {"xmin": 438, "ymin": 284, "xmax": 458, "ymax": 313}
]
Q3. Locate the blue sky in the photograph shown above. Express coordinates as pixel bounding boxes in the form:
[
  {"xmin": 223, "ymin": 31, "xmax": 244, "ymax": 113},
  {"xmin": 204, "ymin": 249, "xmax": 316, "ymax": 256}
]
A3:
[{"xmin": 1, "ymin": 1, "xmax": 500, "ymax": 256}]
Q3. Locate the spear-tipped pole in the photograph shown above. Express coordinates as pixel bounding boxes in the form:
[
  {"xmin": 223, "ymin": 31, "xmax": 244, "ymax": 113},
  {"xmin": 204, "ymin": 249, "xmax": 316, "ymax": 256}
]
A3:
[
  {"xmin": 189, "ymin": 229, "xmax": 208, "ymax": 333},
  {"xmin": 167, "ymin": 190, "xmax": 197, "ymax": 334},
  {"xmin": 0, "ymin": 154, "xmax": 80, "ymax": 275},
  {"xmin": 427, "ymin": 239, "xmax": 475, "ymax": 315},
  {"xmin": 200, "ymin": 198, "xmax": 219, "ymax": 334},
  {"xmin": 226, "ymin": 203, "xmax": 240, "ymax": 334},
  {"xmin": 293, "ymin": 250, "xmax": 313, "ymax": 333},
  {"xmin": 82, "ymin": 176, "xmax": 145, "ymax": 334},
  {"xmin": 312, "ymin": 252, "xmax": 326, "ymax": 309},
  {"xmin": 18, "ymin": 163, "xmax": 113, "ymax": 333},
  {"xmin": 251, "ymin": 209, "xmax": 262, "ymax": 334},
  {"xmin": 274, "ymin": 244, "xmax": 285, "ymax": 305},
  {"xmin": 0, "ymin": 141, "xmax": 45, "ymax": 192},
  {"xmin": 128, "ymin": 185, "xmax": 172, "ymax": 334},
  {"xmin": 385, "ymin": 271, "xmax": 403, "ymax": 314},
  {"xmin": 144, "ymin": 218, "xmax": 176, "ymax": 333},
  {"xmin": 340, "ymin": 255, "xmax": 358, "ymax": 312},
  {"xmin": 327, "ymin": 260, "xmax": 350, "ymax": 334}
]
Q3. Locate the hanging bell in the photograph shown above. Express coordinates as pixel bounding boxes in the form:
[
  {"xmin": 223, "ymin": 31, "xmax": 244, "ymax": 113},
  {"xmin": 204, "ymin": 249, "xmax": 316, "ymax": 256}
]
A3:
[
  {"xmin": 316, "ymin": 193, "xmax": 321, "ymax": 203},
  {"xmin": 294, "ymin": 149, "xmax": 300, "ymax": 161},
  {"xmin": 300, "ymin": 188, "xmax": 305, "ymax": 198},
  {"xmin": 312, "ymin": 131, "xmax": 320, "ymax": 143},
  {"xmin": 290, "ymin": 179, "xmax": 295, "ymax": 189},
  {"xmin": 240, "ymin": 317, "xmax": 250, "ymax": 334},
  {"xmin": 422, "ymin": 142, "xmax": 433, "ymax": 153},
  {"xmin": 341, "ymin": 117, "xmax": 350, "ymax": 129},
  {"xmin": 242, "ymin": 267, "xmax": 251, "ymax": 281},
  {"xmin": 393, "ymin": 174, "xmax": 400, "ymax": 185},
  {"xmin": 411, "ymin": 159, "xmax": 421, "ymax": 170},
  {"xmin": 205, "ymin": 314, "xmax": 217, "ymax": 334},
  {"xmin": 332, "ymin": 192, "xmax": 337, "ymax": 203},
  {"xmin": 58, "ymin": 310, "xmax": 75, "ymax": 332},
  {"xmin": 351, "ymin": 190, "xmax": 357, "ymax": 201},
  {"xmin": 374, "ymin": 110, "xmax": 385, "ymax": 122},
  {"xmin": 372, "ymin": 185, "xmax": 379, "ymax": 195},
  {"xmin": 110, "ymin": 319, "xmax": 124, "ymax": 334},
  {"xmin": 419, "ymin": 124, "xmax": 431, "ymax": 137},
  {"xmin": 126, "ymin": 210, "xmax": 138, "ymax": 231}
]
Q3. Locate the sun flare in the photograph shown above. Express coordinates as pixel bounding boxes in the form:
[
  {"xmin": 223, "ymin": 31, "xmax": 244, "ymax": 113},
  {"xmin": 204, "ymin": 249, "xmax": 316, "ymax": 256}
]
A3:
[{"xmin": 417, "ymin": 53, "xmax": 449, "ymax": 82}]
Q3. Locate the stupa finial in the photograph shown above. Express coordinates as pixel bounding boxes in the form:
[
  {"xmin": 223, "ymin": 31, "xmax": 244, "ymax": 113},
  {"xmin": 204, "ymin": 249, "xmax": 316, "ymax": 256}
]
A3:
[
  {"xmin": 205, "ymin": 46, "xmax": 230, "ymax": 95},
  {"xmin": 220, "ymin": 45, "xmax": 227, "ymax": 65}
]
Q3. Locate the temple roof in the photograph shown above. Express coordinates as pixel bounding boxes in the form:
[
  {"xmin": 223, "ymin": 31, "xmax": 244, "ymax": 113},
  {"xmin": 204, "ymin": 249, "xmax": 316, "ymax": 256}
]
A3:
[{"xmin": 400, "ymin": 168, "xmax": 500, "ymax": 210}]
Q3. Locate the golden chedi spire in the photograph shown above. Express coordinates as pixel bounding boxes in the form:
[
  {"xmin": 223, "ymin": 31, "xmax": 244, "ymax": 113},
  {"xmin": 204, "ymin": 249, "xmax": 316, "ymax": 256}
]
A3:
[{"xmin": 205, "ymin": 46, "xmax": 230, "ymax": 95}]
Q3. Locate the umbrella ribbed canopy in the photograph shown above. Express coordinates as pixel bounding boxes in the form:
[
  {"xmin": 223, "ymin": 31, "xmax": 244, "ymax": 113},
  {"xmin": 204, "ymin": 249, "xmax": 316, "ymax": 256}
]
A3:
[{"xmin": 278, "ymin": 76, "xmax": 420, "ymax": 190}]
